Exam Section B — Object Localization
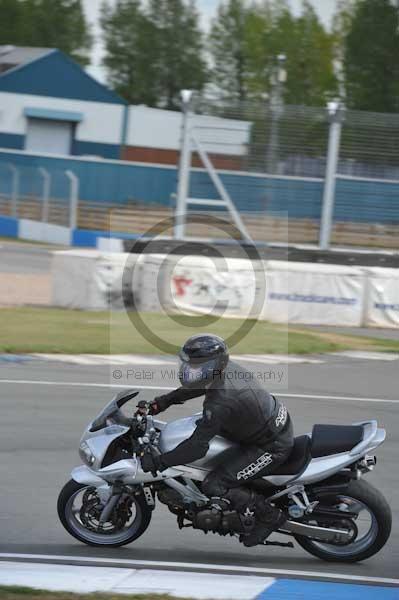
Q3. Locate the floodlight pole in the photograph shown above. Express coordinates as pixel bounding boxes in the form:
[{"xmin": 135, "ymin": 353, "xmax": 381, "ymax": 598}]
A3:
[
  {"xmin": 266, "ymin": 54, "xmax": 286, "ymax": 174},
  {"xmin": 319, "ymin": 101, "xmax": 345, "ymax": 250},
  {"xmin": 175, "ymin": 89, "xmax": 193, "ymax": 240}
]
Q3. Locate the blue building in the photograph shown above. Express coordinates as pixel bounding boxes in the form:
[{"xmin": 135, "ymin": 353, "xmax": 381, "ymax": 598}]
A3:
[{"xmin": 0, "ymin": 46, "xmax": 127, "ymax": 159}]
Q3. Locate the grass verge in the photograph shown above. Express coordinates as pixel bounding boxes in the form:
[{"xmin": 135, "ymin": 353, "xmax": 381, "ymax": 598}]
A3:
[
  {"xmin": 0, "ymin": 307, "xmax": 398, "ymax": 355},
  {"xmin": 0, "ymin": 586, "xmax": 190, "ymax": 600}
]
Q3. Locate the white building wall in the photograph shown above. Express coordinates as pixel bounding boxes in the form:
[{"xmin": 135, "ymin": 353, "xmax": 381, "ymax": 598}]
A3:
[
  {"xmin": 0, "ymin": 92, "xmax": 251, "ymax": 155},
  {"xmin": 0, "ymin": 91, "xmax": 124, "ymax": 145},
  {"xmin": 127, "ymin": 105, "xmax": 251, "ymax": 156}
]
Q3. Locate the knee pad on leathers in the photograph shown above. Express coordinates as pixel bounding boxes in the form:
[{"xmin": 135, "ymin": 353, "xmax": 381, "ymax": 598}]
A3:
[{"xmin": 202, "ymin": 475, "xmax": 256, "ymax": 514}]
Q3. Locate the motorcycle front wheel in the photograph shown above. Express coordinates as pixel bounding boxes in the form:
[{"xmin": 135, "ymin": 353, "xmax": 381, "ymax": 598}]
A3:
[
  {"xmin": 57, "ymin": 479, "xmax": 152, "ymax": 547},
  {"xmin": 294, "ymin": 480, "xmax": 392, "ymax": 562}
]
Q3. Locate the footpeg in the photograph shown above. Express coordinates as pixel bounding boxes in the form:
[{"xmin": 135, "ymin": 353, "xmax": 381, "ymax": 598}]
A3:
[{"xmin": 262, "ymin": 539, "xmax": 294, "ymax": 548}]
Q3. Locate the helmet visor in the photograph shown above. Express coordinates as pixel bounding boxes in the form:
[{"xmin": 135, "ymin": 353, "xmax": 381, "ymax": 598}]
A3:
[{"xmin": 178, "ymin": 356, "xmax": 221, "ymax": 389}]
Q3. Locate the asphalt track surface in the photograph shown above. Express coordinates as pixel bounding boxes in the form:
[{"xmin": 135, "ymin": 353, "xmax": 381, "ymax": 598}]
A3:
[{"xmin": 0, "ymin": 355, "xmax": 398, "ymax": 581}]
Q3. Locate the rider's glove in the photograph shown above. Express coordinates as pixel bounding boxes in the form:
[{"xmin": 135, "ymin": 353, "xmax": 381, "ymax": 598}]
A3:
[
  {"xmin": 149, "ymin": 392, "xmax": 187, "ymax": 416},
  {"xmin": 140, "ymin": 450, "xmax": 166, "ymax": 474},
  {"xmin": 148, "ymin": 399, "xmax": 162, "ymax": 416},
  {"xmin": 149, "ymin": 395, "xmax": 171, "ymax": 415}
]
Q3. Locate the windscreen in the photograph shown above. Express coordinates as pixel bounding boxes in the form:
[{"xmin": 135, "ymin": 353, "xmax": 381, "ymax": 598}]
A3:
[{"xmin": 90, "ymin": 390, "xmax": 139, "ymax": 432}]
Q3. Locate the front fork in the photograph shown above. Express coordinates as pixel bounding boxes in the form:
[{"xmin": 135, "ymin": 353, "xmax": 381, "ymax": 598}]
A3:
[
  {"xmin": 72, "ymin": 464, "xmax": 156, "ymax": 514},
  {"xmin": 98, "ymin": 482, "xmax": 124, "ymax": 524}
]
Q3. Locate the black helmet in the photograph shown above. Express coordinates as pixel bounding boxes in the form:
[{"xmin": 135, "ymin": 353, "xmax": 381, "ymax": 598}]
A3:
[{"xmin": 178, "ymin": 334, "xmax": 229, "ymax": 388}]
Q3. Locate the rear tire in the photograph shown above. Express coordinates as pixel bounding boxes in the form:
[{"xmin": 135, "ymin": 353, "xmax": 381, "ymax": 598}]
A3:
[
  {"xmin": 294, "ymin": 480, "xmax": 392, "ymax": 562},
  {"xmin": 57, "ymin": 479, "xmax": 152, "ymax": 547}
]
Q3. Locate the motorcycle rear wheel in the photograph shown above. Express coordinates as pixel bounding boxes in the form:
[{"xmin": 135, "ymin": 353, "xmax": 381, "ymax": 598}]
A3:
[
  {"xmin": 294, "ymin": 479, "xmax": 391, "ymax": 562},
  {"xmin": 57, "ymin": 479, "xmax": 152, "ymax": 547}
]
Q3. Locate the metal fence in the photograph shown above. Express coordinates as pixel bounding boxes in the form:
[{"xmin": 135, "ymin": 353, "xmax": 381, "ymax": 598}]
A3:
[
  {"xmin": 0, "ymin": 161, "xmax": 79, "ymax": 229},
  {"xmin": 0, "ymin": 98, "xmax": 398, "ymax": 250},
  {"xmin": 176, "ymin": 94, "xmax": 399, "ymax": 249}
]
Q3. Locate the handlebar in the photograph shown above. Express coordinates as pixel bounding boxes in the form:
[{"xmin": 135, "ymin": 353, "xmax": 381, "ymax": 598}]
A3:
[{"xmin": 135, "ymin": 399, "xmax": 151, "ymax": 416}]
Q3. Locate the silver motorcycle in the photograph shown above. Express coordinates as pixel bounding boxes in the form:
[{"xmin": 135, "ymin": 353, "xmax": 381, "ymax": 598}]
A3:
[{"xmin": 58, "ymin": 389, "xmax": 392, "ymax": 562}]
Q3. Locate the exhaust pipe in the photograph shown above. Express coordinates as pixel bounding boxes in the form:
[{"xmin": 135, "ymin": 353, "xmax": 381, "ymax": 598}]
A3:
[{"xmin": 282, "ymin": 520, "xmax": 351, "ymax": 543}]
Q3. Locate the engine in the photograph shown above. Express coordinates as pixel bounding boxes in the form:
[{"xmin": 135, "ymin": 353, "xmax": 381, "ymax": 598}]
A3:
[
  {"xmin": 157, "ymin": 487, "xmax": 255, "ymax": 536},
  {"xmin": 192, "ymin": 508, "xmax": 221, "ymax": 532},
  {"xmin": 157, "ymin": 487, "xmax": 185, "ymax": 515},
  {"xmin": 192, "ymin": 506, "xmax": 256, "ymax": 536}
]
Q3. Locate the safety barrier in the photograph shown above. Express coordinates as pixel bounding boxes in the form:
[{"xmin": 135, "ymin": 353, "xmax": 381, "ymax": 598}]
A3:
[{"xmin": 51, "ymin": 251, "xmax": 399, "ymax": 329}]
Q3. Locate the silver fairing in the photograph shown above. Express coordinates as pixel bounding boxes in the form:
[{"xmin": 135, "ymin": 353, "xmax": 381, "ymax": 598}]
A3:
[
  {"xmin": 80, "ymin": 424, "xmax": 130, "ymax": 471},
  {"xmin": 78, "ymin": 417, "xmax": 180, "ymax": 485}
]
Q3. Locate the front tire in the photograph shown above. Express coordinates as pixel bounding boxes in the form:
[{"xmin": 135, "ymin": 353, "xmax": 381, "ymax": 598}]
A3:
[
  {"xmin": 294, "ymin": 480, "xmax": 392, "ymax": 562},
  {"xmin": 57, "ymin": 479, "xmax": 152, "ymax": 547}
]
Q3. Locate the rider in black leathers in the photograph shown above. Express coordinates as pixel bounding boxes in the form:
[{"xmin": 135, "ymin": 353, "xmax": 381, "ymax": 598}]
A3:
[{"xmin": 141, "ymin": 334, "xmax": 294, "ymax": 547}]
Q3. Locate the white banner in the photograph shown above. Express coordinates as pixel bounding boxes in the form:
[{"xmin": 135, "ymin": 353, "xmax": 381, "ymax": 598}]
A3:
[
  {"xmin": 365, "ymin": 267, "xmax": 399, "ymax": 328},
  {"xmin": 262, "ymin": 261, "xmax": 365, "ymax": 327},
  {"xmin": 168, "ymin": 256, "xmax": 261, "ymax": 319},
  {"xmin": 52, "ymin": 251, "xmax": 398, "ymax": 330},
  {"xmin": 52, "ymin": 250, "xmax": 130, "ymax": 310}
]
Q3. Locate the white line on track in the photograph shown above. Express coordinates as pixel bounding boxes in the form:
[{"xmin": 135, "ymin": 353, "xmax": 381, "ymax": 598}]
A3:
[
  {"xmin": 280, "ymin": 392, "xmax": 399, "ymax": 404},
  {"xmin": 0, "ymin": 554, "xmax": 398, "ymax": 587},
  {"xmin": 1, "ymin": 378, "xmax": 399, "ymax": 403},
  {"xmin": 0, "ymin": 379, "xmax": 175, "ymax": 390}
]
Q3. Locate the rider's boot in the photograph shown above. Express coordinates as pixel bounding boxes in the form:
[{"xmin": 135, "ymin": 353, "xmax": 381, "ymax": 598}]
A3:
[
  {"xmin": 241, "ymin": 497, "xmax": 286, "ymax": 547},
  {"xmin": 213, "ymin": 487, "xmax": 286, "ymax": 547}
]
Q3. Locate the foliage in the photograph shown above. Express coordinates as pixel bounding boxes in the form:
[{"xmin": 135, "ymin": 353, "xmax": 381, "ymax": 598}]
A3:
[
  {"xmin": 147, "ymin": 0, "xmax": 207, "ymax": 109},
  {"xmin": 101, "ymin": 0, "xmax": 207, "ymax": 108},
  {"xmin": 277, "ymin": 1, "xmax": 338, "ymax": 106},
  {"xmin": 0, "ymin": 0, "xmax": 92, "ymax": 65},
  {"xmin": 208, "ymin": 0, "xmax": 337, "ymax": 106},
  {"xmin": 208, "ymin": 0, "xmax": 251, "ymax": 101},
  {"xmin": 342, "ymin": 0, "xmax": 399, "ymax": 112},
  {"xmin": 100, "ymin": 0, "xmax": 159, "ymax": 106}
]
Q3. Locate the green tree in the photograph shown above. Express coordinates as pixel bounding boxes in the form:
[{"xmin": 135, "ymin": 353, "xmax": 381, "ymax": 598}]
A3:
[
  {"xmin": 209, "ymin": 0, "xmax": 251, "ymax": 101},
  {"xmin": 147, "ymin": 0, "xmax": 207, "ymax": 109},
  {"xmin": 209, "ymin": 0, "xmax": 337, "ymax": 106},
  {"xmin": 332, "ymin": 0, "xmax": 359, "ymax": 48},
  {"xmin": 276, "ymin": 1, "xmax": 338, "ymax": 106},
  {"xmin": 0, "ymin": 0, "xmax": 28, "ymax": 46},
  {"xmin": 0, "ymin": 0, "xmax": 92, "ymax": 66},
  {"xmin": 243, "ymin": 1, "xmax": 288, "ymax": 99},
  {"xmin": 102, "ymin": 0, "xmax": 206, "ymax": 108},
  {"xmin": 32, "ymin": 0, "xmax": 91, "ymax": 66},
  {"xmin": 101, "ymin": 0, "xmax": 159, "ymax": 105},
  {"xmin": 343, "ymin": 0, "xmax": 399, "ymax": 112}
]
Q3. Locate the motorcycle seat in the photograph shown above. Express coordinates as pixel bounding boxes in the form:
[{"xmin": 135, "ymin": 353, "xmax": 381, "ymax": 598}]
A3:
[
  {"xmin": 273, "ymin": 435, "xmax": 311, "ymax": 475},
  {"xmin": 311, "ymin": 424, "xmax": 364, "ymax": 458}
]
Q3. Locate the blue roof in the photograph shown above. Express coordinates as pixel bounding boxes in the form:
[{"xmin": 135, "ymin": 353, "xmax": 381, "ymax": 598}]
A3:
[{"xmin": 0, "ymin": 48, "xmax": 126, "ymax": 105}]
